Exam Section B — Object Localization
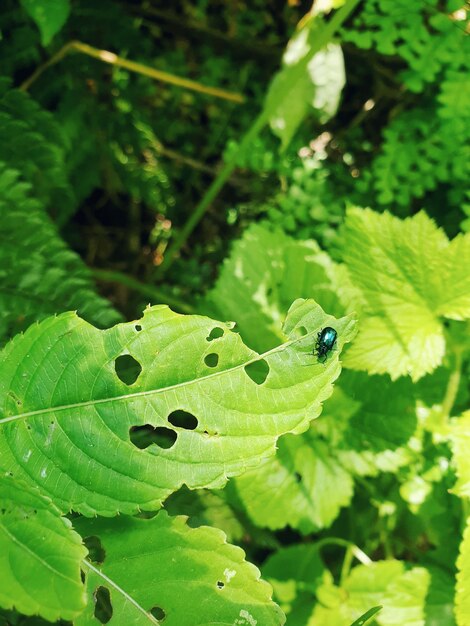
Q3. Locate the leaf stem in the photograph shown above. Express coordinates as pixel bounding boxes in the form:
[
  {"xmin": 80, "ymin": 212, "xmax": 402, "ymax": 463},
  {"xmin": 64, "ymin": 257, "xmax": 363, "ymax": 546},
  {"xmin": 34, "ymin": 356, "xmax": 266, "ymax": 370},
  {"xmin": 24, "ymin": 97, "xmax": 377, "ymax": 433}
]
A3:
[
  {"xmin": 157, "ymin": 0, "xmax": 362, "ymax": 274},
  {"xmin": 441, "ymin": 347, "xmax": 463, "ymax": 420},
  {"xmin": 315, "ymin": 537, "xmax": 372, "ymax": 568},
  {"xmin": 20, "ymin": 40, "xmax": 245, "ymax": 103},
  {"xmin": 91, "ymin": 268, "xmax": 195, "ymax": 314}
]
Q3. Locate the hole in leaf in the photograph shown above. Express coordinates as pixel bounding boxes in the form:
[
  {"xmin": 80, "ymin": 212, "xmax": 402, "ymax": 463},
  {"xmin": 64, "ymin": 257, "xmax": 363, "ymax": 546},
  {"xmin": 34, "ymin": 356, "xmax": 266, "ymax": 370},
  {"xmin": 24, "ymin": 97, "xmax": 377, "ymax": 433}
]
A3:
[
  {"xmin": 168, "ymin": 410, "xmax": 198, "ymax": 430},
  {"xmin": 93, "ymin": 586, "xmax": 113, "ymax": 624},
  {"xmin": 216, "ymin": 581, "xmax": 225, "ymax": 589},
  {"xmin": 115, "ymin": 355, "xmax": 142, "ymax": 385},
  {"xmin": 135, "ymin": 324, "xmax": 142, "ymax": 332},
  {"xmin": 204, "ymin": 353, "xmax": 219, "ymax": 368},
  {"xmin": 130, "ymin": 425, "xmax": 177, "ymax": 450},
  {"xmin": 294, "ymin": 472, "xmax": 302, "ymax": 483},
  {"xmin": 80, "ymin": 569, "xmax": 86, "ymax": 583},
  {"xmin": 244, "ymin": 359, "xmax": 269, "ymax": 385},
  {"xmin": 83, "ymin": 535, "xmax": 106, "ymax": 565},
  {"xmin": 150, "ymin": 606, "xmax": 166, "ymax": 621},
  {"xmin": 206, "ymin": 327, "xmax": 224, "ymax": 341},
  {"xmin": 296, "ymin": 326, "xmax": 308, "ymax": 337}
]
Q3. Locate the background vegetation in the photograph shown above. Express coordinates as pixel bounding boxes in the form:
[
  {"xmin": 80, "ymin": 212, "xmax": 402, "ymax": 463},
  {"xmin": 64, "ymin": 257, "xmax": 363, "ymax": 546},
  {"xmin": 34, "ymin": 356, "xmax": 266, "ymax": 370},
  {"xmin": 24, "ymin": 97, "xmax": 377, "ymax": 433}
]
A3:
[{"xmin": 0, "ymin": 0, "xmax": 469, "ymax": 624}]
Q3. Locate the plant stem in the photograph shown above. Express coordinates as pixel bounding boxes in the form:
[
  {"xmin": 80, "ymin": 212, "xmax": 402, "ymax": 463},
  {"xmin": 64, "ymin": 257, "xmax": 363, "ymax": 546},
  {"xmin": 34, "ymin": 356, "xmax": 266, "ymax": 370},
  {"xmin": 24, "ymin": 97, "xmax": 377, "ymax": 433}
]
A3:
[
  {"xmin": 441, "ymin": 347, "xmax": 463, "ymax": 420},
  {"xmin": 20, "ymin": 40, "xmax": 245, "ymax": 103},
  {"xmin": 157, "ymin": 0, "xmax": 362, "ymax": 274},
  {"xmin": 315, "ymin": 537, "xmax": 372, "ymax": 567},
  {"xmin": 92, "ymin": 268, "xmax": 194, "ymax": 314}
]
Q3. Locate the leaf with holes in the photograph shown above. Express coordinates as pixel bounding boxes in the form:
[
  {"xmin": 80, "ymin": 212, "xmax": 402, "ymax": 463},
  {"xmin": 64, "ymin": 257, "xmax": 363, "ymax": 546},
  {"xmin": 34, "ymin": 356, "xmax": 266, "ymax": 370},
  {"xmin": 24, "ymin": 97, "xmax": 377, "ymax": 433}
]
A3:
[
  {"xmin": 204, "ymin": 222, "xmax": 354, "ymax": 353},
  {"xmin": 0, "ymin": 299, "xmax": 356, "ymax": 515},
  {"xmin": 341, "ymin": 208, "xmax": 470, "ymax": 381},
  {"xmin": 0, "ymin": 473, "xmax": 87, "ymax": 621},
  {"xmin": 74, "ymin": 511, "xmax": 284, "ymax": 626}
]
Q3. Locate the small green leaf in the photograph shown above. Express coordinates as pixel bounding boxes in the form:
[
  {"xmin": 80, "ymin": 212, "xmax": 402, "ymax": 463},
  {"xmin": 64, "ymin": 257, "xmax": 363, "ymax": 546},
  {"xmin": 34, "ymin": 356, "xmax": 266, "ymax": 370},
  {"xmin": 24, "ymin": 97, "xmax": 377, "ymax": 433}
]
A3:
[
  {"xmin": 265, "ymin": 19, "xmax": 345, "ymax": 150},
  {"xmin": 0, "ymin": 301, "xmax": 355, "ymax": 515},
  {"xmin": 341, "ymin": 208, "xmax": 470, "ymax": 380},
  {"xmin": 0, "ymin": 474, "xmax": 87, "ymax": 621},
  {"xmin": 349, "ymin": 606, "xmax": 382, "ymax": 626},
  {"xmin": 74, "ymin": 512, "xmax": 285, "ymax": 626},
  {"xmin": 20, "ymin": 0, "xmax": 70, "ymax": 46}
]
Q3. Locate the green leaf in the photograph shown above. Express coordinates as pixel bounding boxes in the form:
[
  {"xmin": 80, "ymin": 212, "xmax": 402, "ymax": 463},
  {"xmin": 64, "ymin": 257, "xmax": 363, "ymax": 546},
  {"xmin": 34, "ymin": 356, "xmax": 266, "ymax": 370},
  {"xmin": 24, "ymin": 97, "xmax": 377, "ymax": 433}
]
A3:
[
  {"xmin": 74, "ymin": 511, "xmax": 285, "ymax": 626},
  {"xmin": 262, "ymin": 544, "xmax": 325, "ymax": 623},
  {"xmin": 349, "ymin": 606, "xmax": 382, "ymax": 626},
  {"xmin": 309, "ymin": 561, "xmax": 431, "ymax": 626},
  {"xmin": 0, "ymin": 300, "xmax": 356, "ymax": 515},
  {"xmin": 231, "ymin": 431, "xmax": 354, "ymax": 533},
  {"xmin": 0, "ymin": 162, "xmax": 121, "ymax": 343},
  {"xmin": 265, "ymin": 19, "xmax": 345, "ymax": 150},
  {"xmin": 341, "ymin": 208, "xmax": 470, "ymax": 380},
  {"xmin": 20, "ymin": 0, "xmax": 70, "ymax": 46},
  {"xmin": 0, "ymin": 83, "xmax": 74, "ymax": 215},
  {"xmin": 204, "ymin": 223, "xmax": 352, "ymax": 353},
  {"xmin": 0, "ymin": 473, "xmax": 86, "ymax": 621},
  {"xmin": 450, "ymin": 412, "xmax": 470, "ymax": 498},
  {"xmin": 163, "ymin": 487, "xmax": 245, "ymax": 543},
  {"xmin": 456, "ymin": 516, "xmax": 470, "ymax": 626}
]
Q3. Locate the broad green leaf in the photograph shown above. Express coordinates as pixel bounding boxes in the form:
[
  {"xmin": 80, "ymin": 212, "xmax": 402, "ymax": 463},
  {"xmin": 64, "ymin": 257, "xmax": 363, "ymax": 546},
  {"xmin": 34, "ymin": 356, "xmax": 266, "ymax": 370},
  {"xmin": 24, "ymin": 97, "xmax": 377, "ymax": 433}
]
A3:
[
  {"xmin": 0, "ymin": 474, "xmax": 86, "ymax": 621},
  {"xmin": 75, "ymin": 511, "xmax": 285, "ymax": 626},
  {"xmin": 20, "ymin": 0, "xmax": 70, "ymax": 45},
  {"xmin": 204, "ymin": 223, "xmax": 353, "ymax": 353},
  {"xmin": 456, "ymin": 517, "xmax": 470, "ymax": 626},
  {"xmin": 308, "ymin": 561, "xmax": 431, "ymax": 626},
  {"xmin": 266, "ymin": 18, "xmax": 345, "ymax": 150},
  {"xmin": 0, "ymin": 300, "xmax": 356, "ymax": 515},
  {"xmin": 341, "ymin": 208, "xmax": 470, "ymax": 380},
  {"xmin": 349, "ymin": 606, "xmax": 382, "ymax": 626},
  {"xmin": 0, "ymin": 162, "xmax": 121, "ymax": 343},
  {"xmin": 231, "ymin": 431, "xmax": 354, "ymax": 533}
]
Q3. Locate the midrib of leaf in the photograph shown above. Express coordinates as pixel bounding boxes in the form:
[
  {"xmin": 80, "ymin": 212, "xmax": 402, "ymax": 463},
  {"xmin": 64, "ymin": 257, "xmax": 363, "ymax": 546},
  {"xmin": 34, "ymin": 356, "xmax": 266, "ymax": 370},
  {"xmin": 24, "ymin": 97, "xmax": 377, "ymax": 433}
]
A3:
[
  {"xmin": 81, "ymin": 559, "xmax": 160, "ymax": 625},
  {"xmin": 0, "ymin": 329, "xmax": 317, "ymax": 426}
]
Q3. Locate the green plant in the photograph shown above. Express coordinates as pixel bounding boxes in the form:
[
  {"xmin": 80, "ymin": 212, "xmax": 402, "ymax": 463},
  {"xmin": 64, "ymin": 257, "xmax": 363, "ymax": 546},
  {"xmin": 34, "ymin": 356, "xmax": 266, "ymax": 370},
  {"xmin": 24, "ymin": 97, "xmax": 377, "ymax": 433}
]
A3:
[{"xmin": 1, "ymin": 1, "xmax": 470, "ymax": 625}]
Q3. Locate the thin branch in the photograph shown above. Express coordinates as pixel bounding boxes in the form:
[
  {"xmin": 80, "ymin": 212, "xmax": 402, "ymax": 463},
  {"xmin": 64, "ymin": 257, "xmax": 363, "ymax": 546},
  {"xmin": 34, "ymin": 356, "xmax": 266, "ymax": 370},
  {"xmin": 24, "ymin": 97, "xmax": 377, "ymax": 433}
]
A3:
[
  {"xmin": 20, "ymin": 40, "xmax": 245, "ymax": 103},
  {"xmin": 157, "ymin": 0, "xmax": 363, "ymax": 274}
]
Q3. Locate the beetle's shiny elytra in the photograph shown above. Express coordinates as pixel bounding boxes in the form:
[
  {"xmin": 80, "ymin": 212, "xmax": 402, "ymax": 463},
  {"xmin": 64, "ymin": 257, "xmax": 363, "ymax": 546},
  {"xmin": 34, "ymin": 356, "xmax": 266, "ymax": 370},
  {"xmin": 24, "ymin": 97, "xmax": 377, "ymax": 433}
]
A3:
[{"xmin": 315, "ymin": 326, "xmax": 337, "ymax": 363}]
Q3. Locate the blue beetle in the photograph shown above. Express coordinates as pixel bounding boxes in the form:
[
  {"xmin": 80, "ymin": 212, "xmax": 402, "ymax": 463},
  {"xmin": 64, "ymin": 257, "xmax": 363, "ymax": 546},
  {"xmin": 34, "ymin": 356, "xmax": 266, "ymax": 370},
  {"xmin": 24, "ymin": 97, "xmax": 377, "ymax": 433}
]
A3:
[{"xmin": 314, "ymin": 327, "xmax": 337, "ymax": 363}]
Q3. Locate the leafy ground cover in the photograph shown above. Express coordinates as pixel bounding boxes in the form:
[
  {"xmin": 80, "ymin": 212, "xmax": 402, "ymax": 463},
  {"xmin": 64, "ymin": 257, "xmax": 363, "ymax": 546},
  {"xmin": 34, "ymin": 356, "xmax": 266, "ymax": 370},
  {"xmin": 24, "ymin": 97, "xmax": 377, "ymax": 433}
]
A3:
[{"xmin": 0, "ymin": 1, "xmax": 469, "ymax": 625}]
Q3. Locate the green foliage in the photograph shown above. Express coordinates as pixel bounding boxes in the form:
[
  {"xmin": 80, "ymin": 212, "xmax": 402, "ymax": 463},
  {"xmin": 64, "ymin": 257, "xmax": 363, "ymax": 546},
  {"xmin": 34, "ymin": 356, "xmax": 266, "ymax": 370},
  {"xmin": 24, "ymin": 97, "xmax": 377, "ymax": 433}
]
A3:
[
  {"xmin": 0, "ymin": 162, "xmax": 121, "ymax": 343},
  {"xmin": 0, "ymin": 1, "xmax": 469, "ymax": 624},
  {"xmin": 341, "ymin": 208, "xmax": 470, "ymax": 380},
  {"xmin": 0, "ymin": 81, "xmax": 74, "ymax": 219}
]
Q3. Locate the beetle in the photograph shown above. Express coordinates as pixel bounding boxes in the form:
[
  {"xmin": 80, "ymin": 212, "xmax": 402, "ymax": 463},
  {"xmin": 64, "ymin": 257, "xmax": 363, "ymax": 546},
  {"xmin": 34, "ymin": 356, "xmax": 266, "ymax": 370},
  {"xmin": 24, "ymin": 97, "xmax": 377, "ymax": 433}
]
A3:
[{"xmin": 314, "ymin": 326, "xmax": 337, "ymax": 363}]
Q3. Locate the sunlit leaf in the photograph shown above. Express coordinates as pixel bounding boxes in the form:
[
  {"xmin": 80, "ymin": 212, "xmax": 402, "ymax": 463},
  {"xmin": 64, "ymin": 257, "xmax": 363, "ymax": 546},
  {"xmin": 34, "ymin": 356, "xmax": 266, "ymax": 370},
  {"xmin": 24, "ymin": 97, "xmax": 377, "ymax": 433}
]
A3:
[
  {"xmin": 75, "ymin": 511, "xmax": 284, "ymax": 626},
  {"xmin": 0, "ymin": 474, "xmax": 86, "ymax": 621},
  {"xmin": 0, "ymin": 300, "xmax": 355, "ymax": 515}
]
